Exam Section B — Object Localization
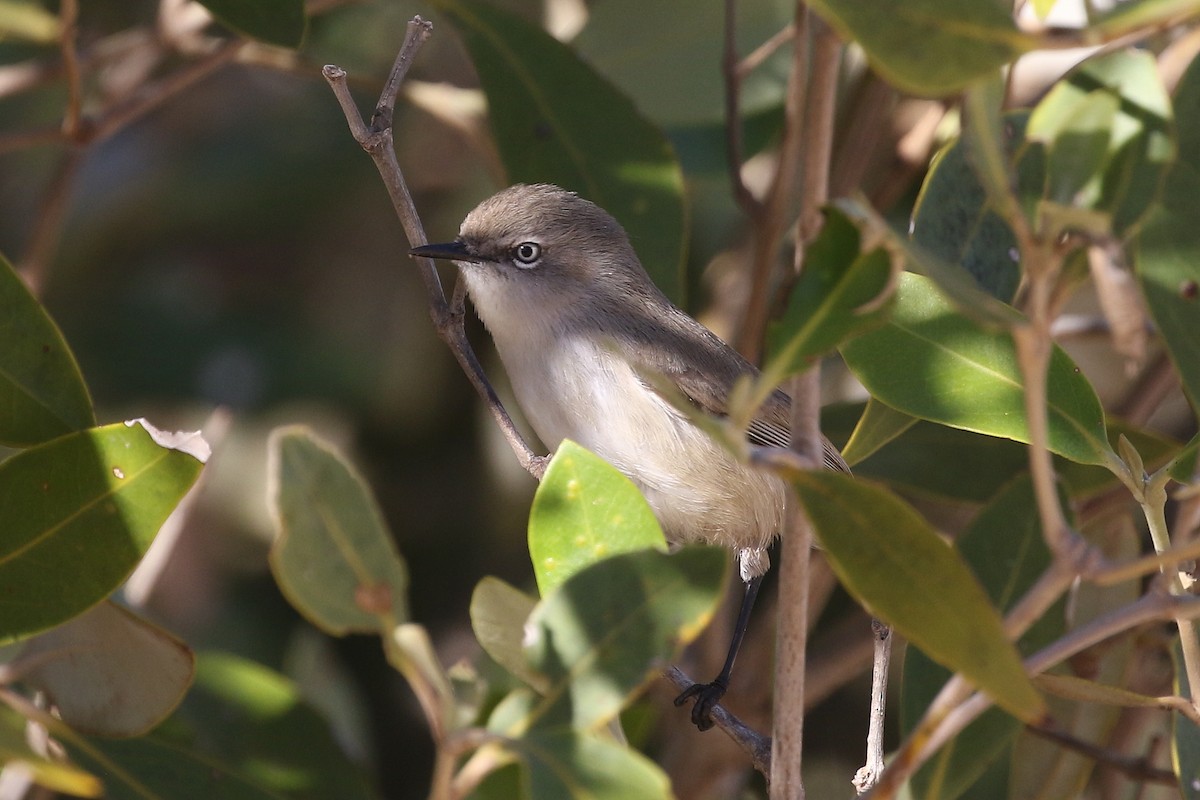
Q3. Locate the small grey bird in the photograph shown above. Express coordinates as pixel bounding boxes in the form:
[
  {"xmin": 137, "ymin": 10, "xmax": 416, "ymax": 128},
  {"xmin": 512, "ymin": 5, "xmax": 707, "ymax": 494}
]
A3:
[{"xmin": 411, "ymin": 184, "xmax": 848, "ymax": 730}]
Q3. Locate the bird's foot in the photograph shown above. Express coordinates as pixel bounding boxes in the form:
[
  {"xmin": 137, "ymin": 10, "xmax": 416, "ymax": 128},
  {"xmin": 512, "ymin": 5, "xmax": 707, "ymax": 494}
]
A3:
[{"xmin": 673, "ymin": 678, "xmax": 728, "ymax": 731}]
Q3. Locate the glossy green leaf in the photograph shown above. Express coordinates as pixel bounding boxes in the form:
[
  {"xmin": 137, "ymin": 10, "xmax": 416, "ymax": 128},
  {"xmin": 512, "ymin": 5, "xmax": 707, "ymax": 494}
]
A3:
[
  {"xmin": 18, "ymin": 602, "xmax": 194, "ymax": 737},
  {"xmin": 0, "ymin": 706, "xmax": 102, "ymax": 796},
  {"xmin": 1137, "ymin": 165, "xmax": 1200, "ymax": 412},
  {"xmin": 787, "ymin": 470, "xmax": 1044, "ymax": 722},
  {"xmin": 470, "ymin": 577, "xmax": 549, "ymax": 693},
  {"xmin": 267, "ymin": 426, "xmax": 409, "ymax": 635},
  {"xmin": 518, "ymin": 547, "xmax": 727, "ymax": 732},
  {"xmin": 841, "ymin": 398, "xmax": 918, "ymax": 467},
  {"xmin": 839, "ymin": 272, "xmax": 1112, "ymax": 466},
  {"xmin": 1028, "ymin": 49, "xmax": 1174, "ymax": 237},
  {"xmin": 194, "ymin": 0, "xmax": 305, "ymax": 47},
  {"xmin": 903, "ymin": 475, "xmax": 1064, "ymax": 800},
  {"xmin": 0, "ymin": 420, "xmax": 205, "ymax": 643},
  {"xmin": 528, "ymin": 441, "xmax": 666, "ymax": 596},
  {"xmin": 514, "ymin": 728, "xmax": 671, "ymax": 800},
  {"xmin": 0, "ymin": 251, "xmax": 94, "ymax": 447},
  {"xmin": 438, "ymin": 0, "xmax": 688, "ymax": 302},
  {"xmin": 806, "ymin": 0, "xmax": 1031, "ymax": 96},
  {"xmin": 1058, "ymin": 419, "xmax": 1180, "ymax": 497},
  {"xmin": 763, "ymin": 206, "xmax": 894, "ymax": 384},
  {"xmin": 574, "ymin": 0, "xmax": 792, "ymax": 126}
]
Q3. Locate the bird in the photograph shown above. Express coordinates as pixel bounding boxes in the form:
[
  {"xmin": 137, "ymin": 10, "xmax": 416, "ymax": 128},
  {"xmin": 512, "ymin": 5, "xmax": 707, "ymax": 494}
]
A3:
[{"xmin": 410, "ymin": 183, "xmax": 848, "ymax": 730}]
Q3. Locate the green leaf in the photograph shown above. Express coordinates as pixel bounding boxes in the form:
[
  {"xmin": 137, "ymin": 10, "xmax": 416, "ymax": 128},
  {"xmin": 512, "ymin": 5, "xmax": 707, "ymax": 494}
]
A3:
[
  {"xmin": 0, "ymin": 706, "xmax": 102, "ymax": 796},
  {"xmin": 0, "ymin": 251, "xmax": 94, "ymax": 447},
  {"xmin": 841, "ymin": 398, "xmax": 918, "ymax": 467},
  {"xmin": 903, "ymin": 475, "xmax": 1064, "ymax": 800},
  {"xmin": 838, "ymin": 198, "xmax": 1023, "ymax": 327},
  {"xmin": 17, "ymin": 602, "xmax": 194, "ymax": 737},
  {"xmin": 470, "ymin": 577, "xmax": 549, "ymax": 693},
  {"xmin": 912, "ymin": 131, "xmax": 1021, "ymax": 304},
  {"xmin": 1169, "ymin": 432, "xmax": 1199, "ymax": 485},
  {"xmin": 1027, "ymin": 49, "xmax": 1174, "ymax": 237},
  {"xmin": 805, "ymin": 0, "xmax": 1031, "ymax": 96},
  {"xmin": 512, "ymin": 728, "xmax": 672, "ymax": 800},
  {"xmin": 438, "ymin": 0, "xmax": 688, "ymax": 303},
  {"xmin": 839, "ymin": 272, "xmax": 1112, "ymax": 466},
  {"xmin": 573, "ymin": 0, "xmax": 792, "ymax": 126},
  {"xmin": 1136, "ymin": 165, "xmax": 1200, "ymax": 412},
  {"xmin": 168, "ymin": 652, "xmax": 378, "ymax": 800},
  {"xmin": 0, "ymin": 420, "xmax": 205, "ymax": 643},
  {"xmin": 516, "ymin": 548, "xmax": 727, "ymax": 732},
  {"xmin": 267, "ymin": 426, "xmax": 409, "ymax": 635},
  {"xmin": 786, "ymin": 470, "xmax": 1044, "ymax": 722},
  {"xmin": 528, "ymin": 441, "xmax": 666, "ymax": 596},
  {"xmin": 763, "ymin": 206, "xmax": 894, "ymax": 384},
  {"xmin": 0, "ymin": 0, "xmax": 59, "ymax": 42},
  {"xmin": 194, "ymin": 0, "xmax": 305, "ymax": 48}
]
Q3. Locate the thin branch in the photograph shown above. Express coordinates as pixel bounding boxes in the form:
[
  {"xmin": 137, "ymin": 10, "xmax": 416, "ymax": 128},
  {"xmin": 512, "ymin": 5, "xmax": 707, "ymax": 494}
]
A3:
[
  {"xmin": 58, "ymin": 0, "xmax": 84, "ymax": 140},
  {"xmin": 1026, "ymin": 723, "xmax": 1176, "ymax": 786},
  {"xmin": 322, "ymin": 19, "xmax": 546, "ymax": 480},
  {"xmin": 723, "ymin": 0, "xmax": 762, "ymax": 218},
  {"xmin": 665, "ymin": 666, "xmax": 773, "ymax": 777},
  {"xmin": 738, "ymin": 23, "xmax": 795, "ymax": 77},
  {"xmin": 853, "ymin": 621, "xmax": 892, "ymax": 795}
]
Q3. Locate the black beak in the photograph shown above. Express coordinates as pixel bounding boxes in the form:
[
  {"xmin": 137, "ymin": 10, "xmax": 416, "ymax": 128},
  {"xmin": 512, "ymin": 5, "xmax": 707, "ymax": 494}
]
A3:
[{"xmin": 409, "ymin": 240, "xmax": 482, "ymax": 263}]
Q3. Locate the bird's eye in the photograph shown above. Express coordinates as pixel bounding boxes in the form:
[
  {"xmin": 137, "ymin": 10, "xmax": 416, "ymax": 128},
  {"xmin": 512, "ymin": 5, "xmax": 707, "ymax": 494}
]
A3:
[{"xmin": 512, "ymin": 242, "xmax": 542, "ymax": 266}]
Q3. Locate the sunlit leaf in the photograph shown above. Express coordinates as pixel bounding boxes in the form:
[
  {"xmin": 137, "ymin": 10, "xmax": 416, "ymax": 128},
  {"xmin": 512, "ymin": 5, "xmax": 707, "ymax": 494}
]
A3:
[
  {"xmin": 0, "ymin": 421, "xmax": 205, "ymax": 643},
  {"xmin": 194, "ymin": 0, "xmax": 306, "ymax": 47},
  {"xmin": 267, "ymin": 426, "xmax": 409, "ymax": 635},
  {"xmin": 438, "ymin": 0, "xmax": 688, "ymax": 302},
  {"xmin": 518, "ymin": 548, "xmax": 727, "ymax": 732},
  {"xmin": 0, "ymin": 706, "xmax": 101, "ymax": 796},
  {"xmin": 806, "ymin": 0, "xmax": 1032, "ymax": 95},
  {"xmin": 0, "ymin": 251, "xmax": 94, "ymax": 447},
  {"xmin": 840, "ymin": 272, "xmax": 1112, "ymax": 466},
  {"xmin": 528, "ymin": 441, "xmax": 666, "ymax": 596},
  {"xmin": 0, "ymin": 0, "xmax": 59, "ymax": 42},
  {"xmin": 18, "ymin": 602, "xmax": 194, "ymax": 737},
  {"xmin": 787, "ymin": 470, "xmax": 1044, "ymax": 722},
  {"xmin": 840, "ymin": 398, "xmax": 918, "ymax": 467}
]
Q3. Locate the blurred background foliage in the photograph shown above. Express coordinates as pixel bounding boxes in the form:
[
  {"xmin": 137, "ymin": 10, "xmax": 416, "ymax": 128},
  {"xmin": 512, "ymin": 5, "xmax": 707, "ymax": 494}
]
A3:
[{"xmin": 2, "ymin": 0, "xmax": 1197, "ymax": 798}]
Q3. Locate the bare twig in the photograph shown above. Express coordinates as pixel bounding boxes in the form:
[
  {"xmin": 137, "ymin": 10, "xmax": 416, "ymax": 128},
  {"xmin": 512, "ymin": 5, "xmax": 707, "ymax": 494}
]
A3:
[
  {"xmin": 322, "ymin": 18, "xmax": 546, "ymax": 480},
  {"xmin": 665, "ymin": 666, "xmax": 773, "ymax": 777},
  {"xmin": 58, "ymin": 0, "xmax": 84, "ymax": 140},
  {"xmin": 853, "ymin": 621, "xmax": 892, "ymax": 794},
  {"xmin": 723, "ymin": 0, "xmax": 762, "ymax": 219}
]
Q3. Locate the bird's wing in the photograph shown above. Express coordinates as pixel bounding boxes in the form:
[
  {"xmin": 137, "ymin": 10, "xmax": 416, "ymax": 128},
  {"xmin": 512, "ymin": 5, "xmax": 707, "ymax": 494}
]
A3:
[{"xmin": 625, "ymin": 315, "xmax": 850, "ymax": 474}]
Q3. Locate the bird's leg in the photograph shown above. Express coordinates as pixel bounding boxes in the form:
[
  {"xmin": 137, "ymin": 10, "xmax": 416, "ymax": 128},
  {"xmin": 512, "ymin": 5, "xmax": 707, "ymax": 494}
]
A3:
[{"xmin": 674, "ymin": 573, "xmax": 764, "ymax": 731}]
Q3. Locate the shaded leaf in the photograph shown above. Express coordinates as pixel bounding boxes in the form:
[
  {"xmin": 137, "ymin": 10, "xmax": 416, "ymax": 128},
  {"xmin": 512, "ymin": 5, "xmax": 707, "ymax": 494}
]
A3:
[
  {"xmin": 1036, "ymin": 673, "xmax": 1177, "ymax": 709},
  {"xmin": 18, "ymin": 602, "xmax": 194, "ymax": 737},
  {"xmin": 194, "ymin": 0, "xmax": 305, "ymax": 48},
  {"xmin": 519, "ymin": 548, "xmax": 727, "ymax": 732},
  {"xmin": 763, "ymin": 206, "xmax": 894, "ymax": 385},
  {"xmin": 267, "ymin": 426, "xmax": 409, "ymax": 635},
  {"xmin": 903, "ymin": 475, "xmax": 1064, "ymax": 800},
  {"xmin": 1136, "ymin": 163, "xmax": 1200, "ymax": 411},
  {"xmin": 806, "ymin": 0, "xmax": 1031, "ymax": 95},
  {"xmin": 528, "ymin": 441, "xmax": 666, "ymax": 596},
  {"xmin": 0, "ymin": 251, "xmax": 94, "ymax": 447},
  {"xmin": 787, "ymin": 469, "xmax": 1044, "ymax": 722},
  {"xmin": 0, "ymin": 421, "xmax": 205, "ymax": 643},
  {"xmin": 438, "ymin": 0, "xmax": 688, "ymax": 302},
  {"xmin": 839, "ymin": 272, "xmax": 1112, "ymax": 466},
  {"xmin": 1174, "ymin": 635, "xmax": 1200, "ymax": 799},
  {"xmin": 573, "ymin": 0, "xmax": 792, "ymax": 126},
  {"xmin": 514, "ymin": 728, "xmax": 671, "ymax": 800},
  {"xmin": 1169, "ymin": 432, "xmax": 1199, "ymax": 485},
  {"xmin": 470, "ymin": 577, "xmax": 549, "ymax": 693}
]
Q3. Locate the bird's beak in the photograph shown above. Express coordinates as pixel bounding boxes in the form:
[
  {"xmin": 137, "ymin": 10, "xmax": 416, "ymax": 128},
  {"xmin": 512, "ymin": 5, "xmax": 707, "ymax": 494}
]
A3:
[{"xmin": 409, "ymin": 240, "xmax": 482, "ymax": 263}]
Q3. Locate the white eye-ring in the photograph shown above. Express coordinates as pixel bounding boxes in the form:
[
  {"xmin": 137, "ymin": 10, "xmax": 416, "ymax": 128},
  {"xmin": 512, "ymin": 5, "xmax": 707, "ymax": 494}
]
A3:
[{"xmin": 512, "ymin": 242, "xmax": 542, "ymax": 266}]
